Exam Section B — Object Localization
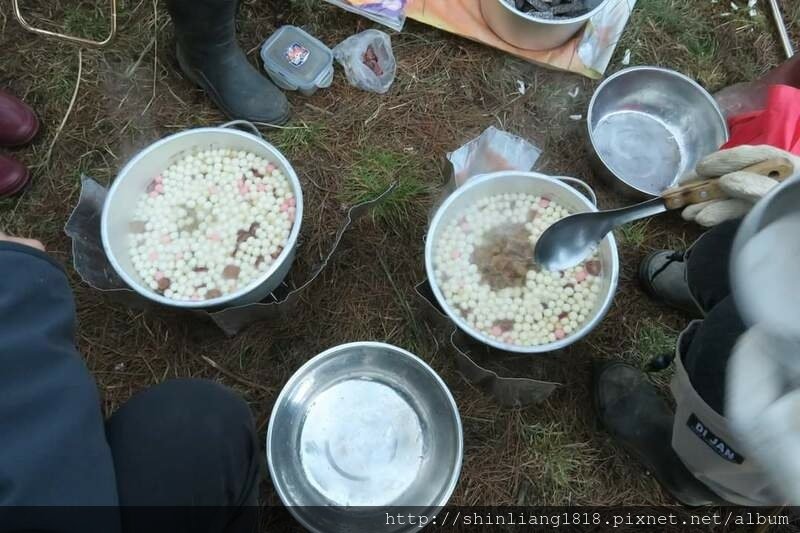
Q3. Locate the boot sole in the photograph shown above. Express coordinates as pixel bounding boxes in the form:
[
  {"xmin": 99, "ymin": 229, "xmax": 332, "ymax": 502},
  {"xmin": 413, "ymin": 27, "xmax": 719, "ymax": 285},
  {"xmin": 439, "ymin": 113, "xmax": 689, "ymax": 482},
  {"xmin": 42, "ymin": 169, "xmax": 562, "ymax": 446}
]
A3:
[{"xmin": 176, "ymin": 48, "xmax": 291, "ymax": 127}]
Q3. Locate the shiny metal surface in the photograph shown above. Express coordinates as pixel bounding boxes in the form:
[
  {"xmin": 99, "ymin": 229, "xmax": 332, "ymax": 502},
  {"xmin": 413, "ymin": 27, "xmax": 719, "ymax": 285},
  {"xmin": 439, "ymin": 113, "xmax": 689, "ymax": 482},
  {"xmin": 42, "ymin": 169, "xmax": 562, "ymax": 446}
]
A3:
[
  {"xmin": 480, "ymin": 0, "xmax": 610, "ymax": 51},
  {"xmin": 101, "ymin": 125, "xmax": 303, "ymax": 309},
  {"xmin": 732, "ymin": 176, "xmax": 800, "ymax": 339},
  {"xmin": 267, "ymin": 342, "xmax": 463, "ymax": 533},
  {"xmin": 425, "ymin": 171, "xmax": 620, "ymax": 354},
  {"xmin": 587, "ymin": 66, "xmax": 728, "ymax": 197},
  {"xmin": 535, "ymin": 198, "xmax": 666, "ymax": 270},
  {"xmin": 768, "ymin": 0, "xmax": 795, "ymax": 59}
]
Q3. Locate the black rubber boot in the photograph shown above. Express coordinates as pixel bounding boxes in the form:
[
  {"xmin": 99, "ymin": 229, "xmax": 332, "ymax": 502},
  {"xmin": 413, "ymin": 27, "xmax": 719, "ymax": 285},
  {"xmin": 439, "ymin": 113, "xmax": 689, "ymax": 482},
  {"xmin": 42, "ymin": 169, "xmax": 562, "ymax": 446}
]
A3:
[
  {"xmin": 593, "ymin": 361, "xmax": 727, "ymax": 506},
  {"xmin": 165, "ymin": 0, "xmax": 290, "ymax": 124},
  {"xmin": 639, "ymin": 250, "xmax": 701, "ymax": 317}
]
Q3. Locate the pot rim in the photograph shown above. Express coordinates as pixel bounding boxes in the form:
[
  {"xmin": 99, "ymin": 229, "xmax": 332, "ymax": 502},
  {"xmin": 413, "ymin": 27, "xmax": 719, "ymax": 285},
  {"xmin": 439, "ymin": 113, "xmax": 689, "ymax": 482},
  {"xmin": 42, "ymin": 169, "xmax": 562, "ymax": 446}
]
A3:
[
  {"xmin": 586, "ymin": 65, "xmax": 729, "ymax": 197},
  {"xmin": 424, "ymin": 171, "xmax": 620, "ymax": 354},
  {"xmin": 100, "ymin": 126, "xmax": 304, "ymax": 309},
  {"xmin": 494, "ymin": 0, "xmax": 611, "ymax": 26}
]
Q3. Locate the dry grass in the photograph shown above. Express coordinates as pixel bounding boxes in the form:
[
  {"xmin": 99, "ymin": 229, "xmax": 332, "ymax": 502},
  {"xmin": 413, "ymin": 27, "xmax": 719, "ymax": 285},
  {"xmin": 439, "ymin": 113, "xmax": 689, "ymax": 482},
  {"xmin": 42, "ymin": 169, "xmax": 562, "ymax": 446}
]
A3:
[{"xmin": 0, "ymin": 0, "xmax": 793, "ymax": 517}]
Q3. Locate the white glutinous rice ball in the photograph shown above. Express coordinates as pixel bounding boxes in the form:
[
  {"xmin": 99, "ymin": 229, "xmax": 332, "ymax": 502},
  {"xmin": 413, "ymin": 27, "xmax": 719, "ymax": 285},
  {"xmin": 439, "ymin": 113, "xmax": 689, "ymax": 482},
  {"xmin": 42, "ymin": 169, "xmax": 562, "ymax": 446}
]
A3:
[
  {"xmin": 127, "ymin": 150, "xmax": 296, "ymax": 302},
  {"xmin": 434, "ymin": 193, "xmax": 604, "ymax": 347}
]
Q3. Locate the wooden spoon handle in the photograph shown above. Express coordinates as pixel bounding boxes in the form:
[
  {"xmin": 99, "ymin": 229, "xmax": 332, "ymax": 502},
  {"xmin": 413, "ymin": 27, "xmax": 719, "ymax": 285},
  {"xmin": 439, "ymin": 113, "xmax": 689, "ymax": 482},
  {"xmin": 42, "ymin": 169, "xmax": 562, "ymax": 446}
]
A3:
[{"xmin": 662, "ymin": 157, "xmax": 795, "ymax": 210}]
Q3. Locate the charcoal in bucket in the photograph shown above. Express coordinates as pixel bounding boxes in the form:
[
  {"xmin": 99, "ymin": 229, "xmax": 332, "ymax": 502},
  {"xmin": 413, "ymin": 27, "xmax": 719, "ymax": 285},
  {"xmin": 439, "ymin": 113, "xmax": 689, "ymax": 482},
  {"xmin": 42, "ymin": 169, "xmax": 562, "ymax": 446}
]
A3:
[{"xmin": 509, "ymin": 0, "xmax": 601, "ymax": 19}]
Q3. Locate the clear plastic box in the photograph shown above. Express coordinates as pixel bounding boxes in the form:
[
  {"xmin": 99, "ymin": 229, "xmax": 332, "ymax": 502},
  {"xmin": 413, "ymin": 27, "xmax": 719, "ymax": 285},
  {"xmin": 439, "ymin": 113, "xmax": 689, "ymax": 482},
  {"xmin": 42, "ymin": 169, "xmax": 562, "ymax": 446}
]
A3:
[{"xmin": 261, "ymin": 26, "xmax": 334, "ymax": 96}]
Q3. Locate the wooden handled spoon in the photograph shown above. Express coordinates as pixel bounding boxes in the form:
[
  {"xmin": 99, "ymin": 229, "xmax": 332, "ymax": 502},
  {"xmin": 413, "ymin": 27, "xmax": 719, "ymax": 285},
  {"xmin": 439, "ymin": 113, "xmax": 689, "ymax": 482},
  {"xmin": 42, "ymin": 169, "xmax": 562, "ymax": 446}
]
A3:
[{"xmin": 534, "ymin": 157, "xmax": 795, "ymax": 271}]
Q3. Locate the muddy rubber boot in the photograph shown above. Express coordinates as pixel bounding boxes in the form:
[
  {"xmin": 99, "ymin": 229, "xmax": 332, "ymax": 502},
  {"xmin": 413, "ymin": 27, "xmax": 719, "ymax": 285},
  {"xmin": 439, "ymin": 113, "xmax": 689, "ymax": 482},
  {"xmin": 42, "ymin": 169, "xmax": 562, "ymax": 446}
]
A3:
[
  {"xmin": 165, "ymin": 0, "xmax": 290, "ymax": 125},
  {"xmin": 639, "ymin": 250, "xmax": 701, "ymax": 316},
  {"xmin": 593, "ymin": 361, "xmax": 727, "ymax": 506}
]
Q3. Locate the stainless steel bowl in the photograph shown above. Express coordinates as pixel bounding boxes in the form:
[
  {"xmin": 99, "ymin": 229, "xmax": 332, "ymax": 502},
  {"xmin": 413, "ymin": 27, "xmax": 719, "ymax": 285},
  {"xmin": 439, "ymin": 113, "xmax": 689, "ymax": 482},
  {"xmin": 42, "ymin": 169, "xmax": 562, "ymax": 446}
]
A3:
[
  {"xmin": 101, "ymin": 122, "xmax": 303, "ymax": 309},
  {"xmin": 587, "ymin": 66, "xmax": 729, "ymax": 197},
  {"xmin": 481, "ymin": 0, "xmax": 610, "ymax": 51},
  {"xmin": 425, "ymin": 171, "xmax": 620, "ymax": 354},
  {"xmin": 267, "ymin": 342, "xmax": 463, "ymax": 533}
]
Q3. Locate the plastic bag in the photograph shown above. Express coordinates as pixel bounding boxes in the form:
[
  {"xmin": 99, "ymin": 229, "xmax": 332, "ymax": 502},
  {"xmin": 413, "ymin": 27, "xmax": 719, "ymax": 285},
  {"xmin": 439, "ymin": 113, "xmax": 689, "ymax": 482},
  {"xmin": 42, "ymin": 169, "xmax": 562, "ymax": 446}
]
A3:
[
  {"xmin": 333, "ymin": 30, "xmax": 396, "ymax": 94},
  {"xmin": 323, "ymin": 0, "xmax": 407, "ymax": 32},
  {"xmin": 446, "ymin": 126, "xmax": 542, "ymax": 188}
]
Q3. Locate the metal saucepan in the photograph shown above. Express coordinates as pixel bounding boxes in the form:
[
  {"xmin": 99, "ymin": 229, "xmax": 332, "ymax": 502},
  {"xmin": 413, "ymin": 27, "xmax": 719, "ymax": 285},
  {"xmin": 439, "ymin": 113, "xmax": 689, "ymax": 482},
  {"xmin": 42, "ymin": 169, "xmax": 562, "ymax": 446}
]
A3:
[
  {"xmin": 101, "ymin": 121, "xmax": 303, "ymax": 310},
  {"xmin": 587, "ymin": 66, "xmax": 729, "ymax": 197}
]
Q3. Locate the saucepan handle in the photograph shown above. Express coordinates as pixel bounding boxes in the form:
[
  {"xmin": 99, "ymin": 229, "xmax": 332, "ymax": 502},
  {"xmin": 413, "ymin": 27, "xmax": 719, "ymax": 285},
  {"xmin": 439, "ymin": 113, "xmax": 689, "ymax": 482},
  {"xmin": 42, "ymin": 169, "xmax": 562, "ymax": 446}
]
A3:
[
  {"xmin": 557, "ymin": 176, "xmax": 598, "ymax": 206},
  {"xmin": 221, "ymin": 120, "xmax": 263, "ymax": 139}
]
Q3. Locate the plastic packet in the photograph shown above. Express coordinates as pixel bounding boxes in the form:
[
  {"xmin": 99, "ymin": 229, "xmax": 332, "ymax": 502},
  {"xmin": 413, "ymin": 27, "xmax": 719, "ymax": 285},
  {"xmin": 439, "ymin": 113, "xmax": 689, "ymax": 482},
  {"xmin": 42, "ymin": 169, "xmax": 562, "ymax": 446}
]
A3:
[
  {"xmin": 431, "ymin": 126, "xmax": 542, "ymax": 219},
  {"xmin": 323, "ymin": 0, "xmax": 407, "ymax": 31},
  {"xmin": 446, "ymin": 126, "xmax": 542, "ymax": 188},
  {"xmin": 333, "ymin": 30, "xmax": 396, "ymax": 94}
]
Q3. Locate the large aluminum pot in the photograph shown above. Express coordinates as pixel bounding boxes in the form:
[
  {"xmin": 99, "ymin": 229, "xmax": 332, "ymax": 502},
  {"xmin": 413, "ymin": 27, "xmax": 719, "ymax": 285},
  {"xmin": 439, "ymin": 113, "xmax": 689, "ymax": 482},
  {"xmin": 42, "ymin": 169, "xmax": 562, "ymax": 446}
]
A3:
[
  {"xmin": 425, "ymin": 171, "xmax": 619, "ymax": 354},
  {"xmin": 480, "ymin": 0, "xmax": 610, "ymax": 51},
  {"xmin": 101, "ymin": 121, "xmax": 303, "ymax": 310}
]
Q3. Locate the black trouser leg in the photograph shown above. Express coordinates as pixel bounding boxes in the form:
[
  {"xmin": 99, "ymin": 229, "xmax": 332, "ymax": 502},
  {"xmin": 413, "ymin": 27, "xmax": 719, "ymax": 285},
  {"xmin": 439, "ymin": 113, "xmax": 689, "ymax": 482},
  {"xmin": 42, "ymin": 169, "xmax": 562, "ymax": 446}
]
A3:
[
  {"xmin": 685, "ymin": 219, "xmax": 742, "ymax": 313},
  {"xmin": 0, "ymin": 243, "xmax": 121, "ymax": 532},
  {"xmin": 682, "ymin": 219, "xmax": 747, "ymax": 415},
  {"xmin": 106, "ymin": 379, "xmax": 260, "ymax": 533}
]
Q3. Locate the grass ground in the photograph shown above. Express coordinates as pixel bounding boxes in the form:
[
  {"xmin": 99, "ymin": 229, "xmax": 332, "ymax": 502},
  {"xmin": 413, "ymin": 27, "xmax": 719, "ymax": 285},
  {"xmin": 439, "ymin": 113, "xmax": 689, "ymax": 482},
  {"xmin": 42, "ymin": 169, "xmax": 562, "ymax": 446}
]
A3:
[{"xmin": 1, "ymin": 0, "xmax": 796, "ymax": 518}]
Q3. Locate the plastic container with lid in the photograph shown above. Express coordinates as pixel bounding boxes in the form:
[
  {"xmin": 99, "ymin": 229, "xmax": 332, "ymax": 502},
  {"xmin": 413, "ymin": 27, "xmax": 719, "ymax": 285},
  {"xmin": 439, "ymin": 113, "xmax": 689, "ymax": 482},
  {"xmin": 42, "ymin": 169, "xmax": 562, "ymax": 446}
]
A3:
[{"xmin": 261, "ymin": 26, "xmax": 334, "ymax": 96}]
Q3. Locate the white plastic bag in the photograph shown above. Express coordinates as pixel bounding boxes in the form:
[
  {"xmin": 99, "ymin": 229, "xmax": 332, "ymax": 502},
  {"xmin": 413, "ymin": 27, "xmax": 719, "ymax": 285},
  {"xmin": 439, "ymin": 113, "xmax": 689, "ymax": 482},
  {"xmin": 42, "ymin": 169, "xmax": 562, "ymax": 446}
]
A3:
[
  {"xmin": 333, "ymin": 30, "xmax": 396, "ymax": 94},
  {"xmin": 447, "ymin": 126, "xmax": 542, "ymax": 187},
  {"xmin": 323, "ymin": 0, "xmax": 407, "ymax": 31}
]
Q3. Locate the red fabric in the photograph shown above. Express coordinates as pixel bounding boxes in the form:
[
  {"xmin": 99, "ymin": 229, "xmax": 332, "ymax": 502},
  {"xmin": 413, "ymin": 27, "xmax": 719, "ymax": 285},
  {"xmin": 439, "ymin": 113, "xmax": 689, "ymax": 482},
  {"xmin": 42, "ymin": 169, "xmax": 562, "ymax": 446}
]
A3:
[{"xmin": 723, "ymin": 84, "xmax": 800, "ymax": 155}]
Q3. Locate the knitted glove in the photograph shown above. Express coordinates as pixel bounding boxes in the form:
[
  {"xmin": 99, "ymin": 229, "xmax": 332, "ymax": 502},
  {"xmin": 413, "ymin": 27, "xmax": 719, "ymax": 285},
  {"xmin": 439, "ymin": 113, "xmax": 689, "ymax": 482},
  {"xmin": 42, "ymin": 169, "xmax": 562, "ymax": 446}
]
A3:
[
  {"xmin": 678, "ymin": 146, "xmax": 800, "ymax": 227},
  {"xmin": 727, "ymin": 326, "xmax": 800, "ymax": 504}
]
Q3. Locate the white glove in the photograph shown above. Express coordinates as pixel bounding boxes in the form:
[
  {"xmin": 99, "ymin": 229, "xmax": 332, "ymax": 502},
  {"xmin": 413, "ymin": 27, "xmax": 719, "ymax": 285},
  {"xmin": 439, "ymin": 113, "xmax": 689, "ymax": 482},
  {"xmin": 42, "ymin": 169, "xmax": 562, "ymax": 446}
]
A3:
[
  {"xmin": 678, "ymin": 145, "xmax": 800, "ymax": 227},
  {"xmin": 727, "ymin": 326, "xmax": 800, "ymax": 504}
]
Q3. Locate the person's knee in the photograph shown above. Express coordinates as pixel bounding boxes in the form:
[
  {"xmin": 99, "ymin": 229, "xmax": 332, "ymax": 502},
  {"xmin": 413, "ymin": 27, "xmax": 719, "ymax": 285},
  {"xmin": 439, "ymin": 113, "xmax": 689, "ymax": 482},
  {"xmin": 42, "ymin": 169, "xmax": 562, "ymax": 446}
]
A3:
[
  {"xmin": 109, "ymin": 378, "xmax": 254, "ymax": 440},
  {"xmin": 107, "ymin": 379, "xmax": 259, "ymax": 507}
]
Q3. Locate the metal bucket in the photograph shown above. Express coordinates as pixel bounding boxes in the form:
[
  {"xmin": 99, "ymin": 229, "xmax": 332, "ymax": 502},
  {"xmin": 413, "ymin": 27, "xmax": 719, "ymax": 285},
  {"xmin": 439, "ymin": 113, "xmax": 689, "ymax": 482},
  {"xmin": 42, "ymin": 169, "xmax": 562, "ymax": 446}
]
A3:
[
  {"xmin": 480, "ymin": 0, "xmax": 610, "ymax": 51},
  {"xmin": 425, "ymin": 171, "xmax": 619, "ymax": 354},
  {"xmin": 101, "ymin": 121, "xmax": 303, "ymax": 310}
]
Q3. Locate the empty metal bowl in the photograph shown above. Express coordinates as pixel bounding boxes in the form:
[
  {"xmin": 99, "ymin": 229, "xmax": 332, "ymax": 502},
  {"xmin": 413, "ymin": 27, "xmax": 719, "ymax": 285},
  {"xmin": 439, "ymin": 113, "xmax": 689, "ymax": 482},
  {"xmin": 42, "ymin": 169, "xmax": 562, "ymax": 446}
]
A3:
[
  {"xmin": 587, "ymin": 66, "xmax": 729, "ymax": 197},
  {"xmin": 267, "ymin": 342, "xmax": 463, "ymax": 533}
]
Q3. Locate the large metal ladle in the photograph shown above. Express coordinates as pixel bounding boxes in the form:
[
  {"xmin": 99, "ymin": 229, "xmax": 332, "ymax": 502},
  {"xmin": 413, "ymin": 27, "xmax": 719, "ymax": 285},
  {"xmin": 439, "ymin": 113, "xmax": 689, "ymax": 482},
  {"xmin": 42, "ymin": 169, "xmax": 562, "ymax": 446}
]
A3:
[{"xmin": 534, "ymin": 158, "xmax": 795, "ymax": 271}]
